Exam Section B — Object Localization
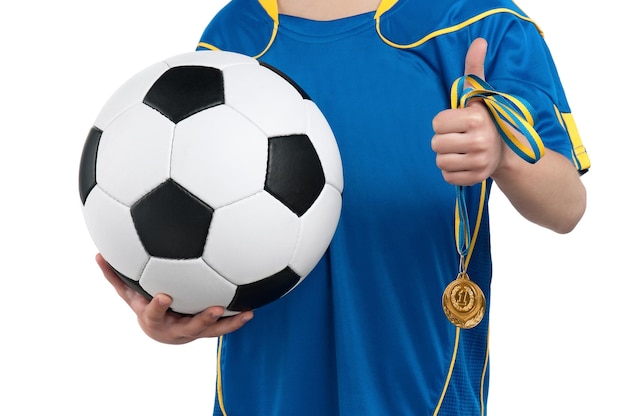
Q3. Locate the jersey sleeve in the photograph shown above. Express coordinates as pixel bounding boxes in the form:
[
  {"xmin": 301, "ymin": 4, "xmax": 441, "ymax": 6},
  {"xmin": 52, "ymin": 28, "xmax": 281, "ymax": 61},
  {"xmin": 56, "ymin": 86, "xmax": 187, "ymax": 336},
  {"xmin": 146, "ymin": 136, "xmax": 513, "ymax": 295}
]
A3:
[
  {"xmin": 377, "ymin": 0, "xmax": 589, "ymax": 173},
  {"xmin": 481, "ymin": 14, "xmax": 590, "ymax": 173}
]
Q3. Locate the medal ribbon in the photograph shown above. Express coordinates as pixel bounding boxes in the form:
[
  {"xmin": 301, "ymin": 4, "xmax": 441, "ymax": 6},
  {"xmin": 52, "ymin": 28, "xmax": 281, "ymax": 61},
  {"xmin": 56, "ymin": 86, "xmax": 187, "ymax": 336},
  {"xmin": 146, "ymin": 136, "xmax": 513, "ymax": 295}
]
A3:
[{"xmin": 451, "ymin": 74, "xmax": 545, "ymax": 267}]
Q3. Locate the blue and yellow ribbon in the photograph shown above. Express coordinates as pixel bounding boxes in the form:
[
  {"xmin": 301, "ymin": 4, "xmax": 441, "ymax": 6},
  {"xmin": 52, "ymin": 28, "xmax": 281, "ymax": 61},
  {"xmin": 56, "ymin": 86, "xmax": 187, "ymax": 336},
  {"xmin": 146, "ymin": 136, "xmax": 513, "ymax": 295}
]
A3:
[{"xmin": 451, "ymin": 74, "xmax": 545, "ymax": 268}]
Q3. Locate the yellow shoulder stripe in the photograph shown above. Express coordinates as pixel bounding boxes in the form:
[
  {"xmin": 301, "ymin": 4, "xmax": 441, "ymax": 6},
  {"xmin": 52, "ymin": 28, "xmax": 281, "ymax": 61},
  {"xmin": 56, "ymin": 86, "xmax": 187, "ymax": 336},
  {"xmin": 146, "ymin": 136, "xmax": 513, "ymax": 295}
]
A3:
[{"xmin": 376, "ymin": 8, "xmax": 543, "ymax": 49}]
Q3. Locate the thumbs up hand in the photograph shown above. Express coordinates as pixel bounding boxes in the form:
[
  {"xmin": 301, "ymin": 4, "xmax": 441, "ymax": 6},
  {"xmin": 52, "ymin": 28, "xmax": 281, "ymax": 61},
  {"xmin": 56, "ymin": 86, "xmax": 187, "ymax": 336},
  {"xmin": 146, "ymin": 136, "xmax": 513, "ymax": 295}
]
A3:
[{"xmin": 431, "ymin": 38, "xmax": 505, "ymax": 186}]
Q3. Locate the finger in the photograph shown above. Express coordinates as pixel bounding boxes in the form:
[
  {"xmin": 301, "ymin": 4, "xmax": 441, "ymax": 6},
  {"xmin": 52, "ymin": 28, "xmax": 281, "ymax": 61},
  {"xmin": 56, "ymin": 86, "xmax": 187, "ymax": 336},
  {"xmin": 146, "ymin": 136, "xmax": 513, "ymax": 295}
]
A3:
[
  {"xmin": 169, "ymin": 309, "xmax": 254, "ymax": 342},
  {"xmin": 436, "ymin": 150, "xmax": 490, "ymax": 172},
  {"xmin": 142, "ymin": 293, "xmax": 173, "ymax": 324},
  {"xmin": 201, "ymin": 310, "xmax": 255, "ymax": 337},
  {"xmin": 95, "ymin": 253, "xmax": 113, "ymax": 276},
  {"xmin": 177, "ymin": 306, "xmax": 226, "ymax": 336},
  {"xmin": 432, "ymin": 106, "xmax": 488, "ymax": 135},
  {"xmin": 432, "ymin": 108, "xmax": 467, "ymax": 134},
  {"xmin": 464, "ymin": 38, "xmax": 488, "ymax": 80},
  {"xmin": 440, "ymin": 170, "xmax": 483, "ymax": 187},
  {"xmin": 96, "ymin": 253, "xmax": 134, "ymax": 298},
  {"xmin": 432, "ymin": 133, "xmax": 468, "ymax": 155}
]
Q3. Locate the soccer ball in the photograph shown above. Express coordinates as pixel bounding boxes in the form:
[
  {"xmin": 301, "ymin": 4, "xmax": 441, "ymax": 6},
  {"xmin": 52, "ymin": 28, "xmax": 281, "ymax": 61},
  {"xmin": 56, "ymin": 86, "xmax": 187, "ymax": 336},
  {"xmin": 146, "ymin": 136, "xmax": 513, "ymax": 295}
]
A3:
[{"xmin": 79, "ymin": 50, "xmax": 343, "ymax": 315}]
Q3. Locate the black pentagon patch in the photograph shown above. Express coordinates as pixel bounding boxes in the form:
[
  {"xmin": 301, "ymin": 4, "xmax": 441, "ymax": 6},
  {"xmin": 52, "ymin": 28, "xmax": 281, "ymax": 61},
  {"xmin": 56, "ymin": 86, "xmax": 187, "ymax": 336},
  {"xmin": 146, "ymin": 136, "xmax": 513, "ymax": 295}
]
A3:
[
  {"xmin": 265, "ymin": 134, "xmax": 325, "ymax": 217},
  {"xmin": 78, "ymin": 127, "xmax": 102, "ymax": 205},
  {"xmin": 131, "ymin": 179, "xmax": 213, "ymax": 259},
  {"xmin": 143, "ymin": 66, "xmax": 225, "ymax": 123},
  {"xmin": 228, "ymin": 267, "xmax": 300, "ymax": 311}
]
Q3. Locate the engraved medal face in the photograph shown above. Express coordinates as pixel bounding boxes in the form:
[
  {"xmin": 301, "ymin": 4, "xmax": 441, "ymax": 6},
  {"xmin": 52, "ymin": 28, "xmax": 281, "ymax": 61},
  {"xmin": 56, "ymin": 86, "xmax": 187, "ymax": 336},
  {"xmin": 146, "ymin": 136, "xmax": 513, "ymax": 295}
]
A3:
[{"xmin": 442, "ymin": 272, "xmax": 486, "ymax": 329}]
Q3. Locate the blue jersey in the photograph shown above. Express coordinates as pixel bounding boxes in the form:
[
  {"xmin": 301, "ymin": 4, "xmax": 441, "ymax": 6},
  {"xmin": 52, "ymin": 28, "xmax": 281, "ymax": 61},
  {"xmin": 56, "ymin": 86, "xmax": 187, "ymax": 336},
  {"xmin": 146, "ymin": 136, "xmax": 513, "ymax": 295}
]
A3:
[{"xmin": 197, "ymin": 1, "xmax": 589, "ymax": 414}]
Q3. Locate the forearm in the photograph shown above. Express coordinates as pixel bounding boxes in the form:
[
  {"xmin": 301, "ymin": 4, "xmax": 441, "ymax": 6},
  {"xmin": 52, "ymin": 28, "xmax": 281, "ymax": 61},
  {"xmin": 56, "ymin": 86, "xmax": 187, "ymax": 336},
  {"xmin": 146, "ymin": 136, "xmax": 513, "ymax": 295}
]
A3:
[{"xmin": 491, "ymin": 147, "xmax": 587, "ymax": 234}]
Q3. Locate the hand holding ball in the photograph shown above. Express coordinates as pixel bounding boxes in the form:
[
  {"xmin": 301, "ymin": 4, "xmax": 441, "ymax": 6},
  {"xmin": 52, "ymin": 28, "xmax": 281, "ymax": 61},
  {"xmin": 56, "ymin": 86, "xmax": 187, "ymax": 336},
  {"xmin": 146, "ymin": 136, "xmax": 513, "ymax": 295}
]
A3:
[{"xmin": 79, "ymin": 51, "xmax": 343, "ymax": 315}]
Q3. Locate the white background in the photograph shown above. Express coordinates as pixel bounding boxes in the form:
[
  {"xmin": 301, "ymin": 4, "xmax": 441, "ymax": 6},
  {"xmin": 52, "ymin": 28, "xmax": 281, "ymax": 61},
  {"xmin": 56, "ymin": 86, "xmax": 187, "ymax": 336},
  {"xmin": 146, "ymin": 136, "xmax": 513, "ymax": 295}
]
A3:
[{"xmin": 1, "ymin": 1, "xmax": 621, "ymax": 414}]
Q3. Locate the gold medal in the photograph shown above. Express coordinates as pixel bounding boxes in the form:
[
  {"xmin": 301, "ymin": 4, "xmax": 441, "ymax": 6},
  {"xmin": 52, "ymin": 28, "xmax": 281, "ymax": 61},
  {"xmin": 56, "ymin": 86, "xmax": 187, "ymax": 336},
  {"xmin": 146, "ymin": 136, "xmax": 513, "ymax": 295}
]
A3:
[
  {"xmin": 442, "ymin": 272, "xmax": 486, "ymax": 329},
  {"xmin": 439, "ymin": 76, "xmax": 543, "ymax": 329}
]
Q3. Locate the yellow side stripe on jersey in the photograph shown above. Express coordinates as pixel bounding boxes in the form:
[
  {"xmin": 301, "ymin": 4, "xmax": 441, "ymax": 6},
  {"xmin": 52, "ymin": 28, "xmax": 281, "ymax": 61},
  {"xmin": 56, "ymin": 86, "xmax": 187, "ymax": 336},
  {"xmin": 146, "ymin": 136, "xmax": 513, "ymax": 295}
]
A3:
[
  {"xmin": 434, "ymin": 326, "xmax": 461, "ymax": 415},
  {"xmin": 217, "ymin": 335, "xmax": 228, "ymax": 416},
  {"xmin": 480, "ymin": 329, "xmax": 490, "ymax": 416},
  {"xmin": 434, "ymin": 327, "xmax": 491, "ymax": 416}
]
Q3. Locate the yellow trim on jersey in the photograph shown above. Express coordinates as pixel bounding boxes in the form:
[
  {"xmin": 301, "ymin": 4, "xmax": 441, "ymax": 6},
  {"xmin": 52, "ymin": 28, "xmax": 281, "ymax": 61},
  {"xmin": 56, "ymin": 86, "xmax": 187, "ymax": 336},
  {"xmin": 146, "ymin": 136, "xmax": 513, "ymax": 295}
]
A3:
[
  {"xmin": 480, "ymin": 329, "xmax": 490, "ymax": 416},
  {"xmin": 562, "ymin": 113, "xmax": 590, "ymax": 171},
  {"xmin": 198, "ymin": 36, "xmax": 277, "ymax": 61},
  {"xmin": 554, "ymin": 107, "xmax": 590, "ymax": 173},
  {"xmin": 217, "ymin": 336, "xmax": 227, "ymax": 415},
  {"xmin": 434, "ymin": 328, "xmax": 491, "ymax": 416},
  {"xmin": 197, "ymin": 42, "xmax": 220, "ymax": 51},
  {"xmin": 375, "ymin": 8, "xmax": 543, "ymax": 49},
  {"xmin": 258, "ymin": 0, "xmax": 279, "ymax": 21},
  {"xmin": 434, "ymin": 327, "xmax": 461, "ymax": 415},
  {"xmin": 253, "ymin": 0, "xmax": 280, "ymax": 59},
  {"xmin": 374, "ymin": 0, "xmax": 399, "ymax": 19}
]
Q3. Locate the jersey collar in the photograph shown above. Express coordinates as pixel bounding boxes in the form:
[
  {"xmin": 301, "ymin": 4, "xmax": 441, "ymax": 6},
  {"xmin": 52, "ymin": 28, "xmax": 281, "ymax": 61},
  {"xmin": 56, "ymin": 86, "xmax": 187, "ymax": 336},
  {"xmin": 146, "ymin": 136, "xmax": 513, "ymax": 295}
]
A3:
[{"xmin": 258, "ymin": 0, "xmax": 399, "ymax": 23}]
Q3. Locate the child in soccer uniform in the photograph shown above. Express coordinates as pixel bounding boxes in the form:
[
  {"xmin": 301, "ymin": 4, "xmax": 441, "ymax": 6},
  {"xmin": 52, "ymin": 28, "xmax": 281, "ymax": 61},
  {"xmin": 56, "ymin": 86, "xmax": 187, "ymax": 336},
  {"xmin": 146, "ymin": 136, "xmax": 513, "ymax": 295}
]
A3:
[{"xmin": 97, "ymin": 0, "xmax": 589, "ymax": 414}]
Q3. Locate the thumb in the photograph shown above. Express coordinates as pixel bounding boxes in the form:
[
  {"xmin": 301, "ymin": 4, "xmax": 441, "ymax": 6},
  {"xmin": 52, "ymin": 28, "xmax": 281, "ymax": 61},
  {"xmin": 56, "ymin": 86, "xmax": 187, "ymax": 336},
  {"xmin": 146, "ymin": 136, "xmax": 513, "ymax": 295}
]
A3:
[{"xmin": 464, "ymin": 38, "xmax": 488, "ymax": 80}]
